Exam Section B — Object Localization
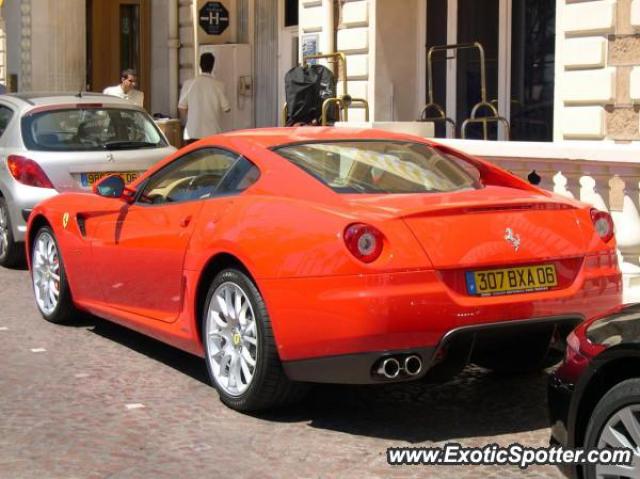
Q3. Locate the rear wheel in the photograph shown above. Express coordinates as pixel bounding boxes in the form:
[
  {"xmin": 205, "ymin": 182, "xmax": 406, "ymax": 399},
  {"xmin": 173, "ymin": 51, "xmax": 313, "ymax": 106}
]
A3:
[
  {"xmin": 0, "ymin": 197, "xmax": 24, "ymax": 268},
  {"xmin": 202, "ymin": 268, "xmax": 306, "ymax": 412},
  {"xmin": 31, "ymin": 226, "xmax": 77, "ymax": 324},
  {"xmin": 584, "ymin": 378, "xmax": 640, "ymax": 479}
]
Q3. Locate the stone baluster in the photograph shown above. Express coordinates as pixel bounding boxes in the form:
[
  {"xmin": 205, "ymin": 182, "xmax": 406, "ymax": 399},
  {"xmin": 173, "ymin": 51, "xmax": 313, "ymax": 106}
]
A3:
[
  {"xmin": 612, "ymin": 168, "xmax": 640, "ymax": 258},
  {"xmin": 555, "ymin": 166, "xmax": 583, "ymax": 200},
  {"xmin": 580, "ymin": 166, "xmax": 611, "ymax": 212},
  {"xmin": 536, "ymin": 162, "xmax": 558, "ymax": 192}
]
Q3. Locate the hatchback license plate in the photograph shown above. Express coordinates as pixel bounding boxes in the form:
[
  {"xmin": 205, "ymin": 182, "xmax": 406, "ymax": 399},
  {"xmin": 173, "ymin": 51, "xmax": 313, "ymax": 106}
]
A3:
[
  {"xmin": 81, "ymin": 171, "xmax": 139, "ymax": 187},
  {"xmin": 466, "ymin": 264, "xmax": 558, "ymax": 296}
]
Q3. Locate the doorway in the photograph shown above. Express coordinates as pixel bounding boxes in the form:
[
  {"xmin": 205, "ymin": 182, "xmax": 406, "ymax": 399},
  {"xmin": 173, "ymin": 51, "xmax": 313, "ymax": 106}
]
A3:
[
  {"xmin": 87, "ymin": 0, "xmax": 151, "ymax": 110},
  {"xmin": 425, "ymin": 0, "xmax": 555, "ymax": 141},
  {"xmin": 277, "ymin": 0, "xmax": 299, "ymax": 125}
]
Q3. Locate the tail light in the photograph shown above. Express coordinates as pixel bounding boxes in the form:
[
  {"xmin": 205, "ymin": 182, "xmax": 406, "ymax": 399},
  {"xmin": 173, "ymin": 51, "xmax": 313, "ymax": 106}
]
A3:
[
  {"xmin": 590, "ymin": 208, "xmax": 614, "ymax": 243},
  {"xmin": 7, "ymin": 155, "xmax": 54, "ymax": 189},
  {"xmin": 344, "ymin": 223, "xmax": 384, "ymax": 263}
]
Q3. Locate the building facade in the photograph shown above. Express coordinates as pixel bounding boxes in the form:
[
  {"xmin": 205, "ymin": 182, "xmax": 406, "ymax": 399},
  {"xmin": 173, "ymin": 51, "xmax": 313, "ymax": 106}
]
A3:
[{"xmin": 1, "ymin": 0, "xmax": 638, "ymax": 143}]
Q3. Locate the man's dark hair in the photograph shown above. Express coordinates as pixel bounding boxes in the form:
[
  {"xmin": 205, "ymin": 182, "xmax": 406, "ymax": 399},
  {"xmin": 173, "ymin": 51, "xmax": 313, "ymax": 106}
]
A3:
[
  {"xmin": 120, "ymin": 68, "xmax": 137, "ymax": 80},
  {"xmin": 200, "ymin": 53, "xmax": 215, "ymax": 73}
]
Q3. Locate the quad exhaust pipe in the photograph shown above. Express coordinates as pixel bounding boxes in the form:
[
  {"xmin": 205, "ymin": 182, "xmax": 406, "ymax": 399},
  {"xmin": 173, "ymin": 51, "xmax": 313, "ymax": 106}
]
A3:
[
  {"xmin": 404, "ymin": 355, "xmax": 422, "ymax": 376},
  {"xmin": 378, "ymin": 357, "xmax": 401, "ymax": 379},
  {"xmin": 376, "ymin": 354, "xmax": 423, "ymax": 379}
]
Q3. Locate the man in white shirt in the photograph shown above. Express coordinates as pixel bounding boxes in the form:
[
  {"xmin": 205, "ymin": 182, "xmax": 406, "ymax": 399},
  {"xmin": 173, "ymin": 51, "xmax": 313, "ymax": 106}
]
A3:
[
  {"xmin": 178, "ymin": 53, "xmax": 231, "ymax": 143},
  {"xmin": 103, "ymin": 69, "xmax": 144, "ymax": 108}
]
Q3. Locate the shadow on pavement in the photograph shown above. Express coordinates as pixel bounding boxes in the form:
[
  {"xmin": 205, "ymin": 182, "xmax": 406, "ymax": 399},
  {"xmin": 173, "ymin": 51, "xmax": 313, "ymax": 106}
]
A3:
[
  {"xmin": 82, "ymin": 314, "xmax": 551, "ymax": 443},
  {"xmin": 86, "ymin": 315, "xmax": 210, "ymax": 385},
  {"xmin": 264, "ymin": 368, "xmax": 552, "ymax": 443}
]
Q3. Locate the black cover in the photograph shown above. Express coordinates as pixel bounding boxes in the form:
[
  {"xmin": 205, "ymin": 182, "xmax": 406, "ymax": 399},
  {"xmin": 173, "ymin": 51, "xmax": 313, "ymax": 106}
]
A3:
[{"xmin": 284, "ymin": 64, "xmax": 337, "ymax": 126}]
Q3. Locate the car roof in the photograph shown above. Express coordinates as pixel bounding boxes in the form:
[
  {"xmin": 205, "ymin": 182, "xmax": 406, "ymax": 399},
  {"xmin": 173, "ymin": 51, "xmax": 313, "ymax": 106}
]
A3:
[
  {"xmin": 218, "ymin": 127, "xmax": 438, "ymax": 150},
  {"xmin": 1, "ymin": 92, "xmax": 136, "ymax": 108}
]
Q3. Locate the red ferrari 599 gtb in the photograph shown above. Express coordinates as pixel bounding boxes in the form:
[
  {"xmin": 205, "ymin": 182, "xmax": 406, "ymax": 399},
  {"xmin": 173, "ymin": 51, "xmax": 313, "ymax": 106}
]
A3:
[{"xmin": 26, "ymin": 128, "xmax": 622, "ymax": 411}]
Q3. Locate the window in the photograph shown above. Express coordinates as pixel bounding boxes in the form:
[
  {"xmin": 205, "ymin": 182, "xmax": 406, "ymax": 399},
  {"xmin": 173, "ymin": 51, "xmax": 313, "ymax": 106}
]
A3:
[
  {"xmin": 510, "ymin": 0, "xmax": 556, "ymax": 141},
  {"xmin": 22, "ymin": 108, "xmax": 167, "ymax": 151},
  {"xmin": 0, "ymin": 106, "xmax": 13, "ymax": 138},
  {"xmin": 138, "ymin": 148, "xmax": 259, "ymax": 205},
  {"xmin": 284, "ymin": 0, "xmax": 299, "ymax": 27},
  {"xmin": 275, "ymin": 141, "xmax": 481, "ymax": 194}
]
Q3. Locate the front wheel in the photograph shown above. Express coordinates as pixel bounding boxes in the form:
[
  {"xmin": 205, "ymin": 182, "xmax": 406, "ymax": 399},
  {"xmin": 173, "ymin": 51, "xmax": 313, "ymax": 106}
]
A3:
[
  {"xmin": 583, "ymin": 378, "xmax": 640, "ymax": 479},
  {"xmin": 202, "ymin": 268, "xmax": 307, "ymax": 412},
  {"xmin": 31, "ymin": 226, "xmax": 77, "ymax": 324}
]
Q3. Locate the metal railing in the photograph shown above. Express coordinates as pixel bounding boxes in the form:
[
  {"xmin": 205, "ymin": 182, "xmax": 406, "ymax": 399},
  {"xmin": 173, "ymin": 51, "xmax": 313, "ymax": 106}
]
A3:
[{"xmin": 418, "ymin": 42, "xmax": 510, "ymax": 140}]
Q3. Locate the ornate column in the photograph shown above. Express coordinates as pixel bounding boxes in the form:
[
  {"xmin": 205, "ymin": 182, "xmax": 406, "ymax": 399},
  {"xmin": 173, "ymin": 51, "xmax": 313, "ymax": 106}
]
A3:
[{"xmin": 20, "ymin": 0, "xmax": 31, "ymax": 91}]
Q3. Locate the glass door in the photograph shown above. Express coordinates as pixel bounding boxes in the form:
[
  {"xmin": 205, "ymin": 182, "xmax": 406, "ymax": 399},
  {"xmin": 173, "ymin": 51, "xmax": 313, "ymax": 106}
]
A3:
[
  {"xmin": 425, "ymin": 0, "xmax": 555, "ymax": 141},
  {"xmin": 510, "ymin": 0, "xmax": 556, "ymax": 141}
]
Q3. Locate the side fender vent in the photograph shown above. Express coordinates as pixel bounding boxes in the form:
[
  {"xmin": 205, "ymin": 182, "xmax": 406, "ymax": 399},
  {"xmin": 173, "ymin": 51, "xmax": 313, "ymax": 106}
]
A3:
[{"xmin": 76, "ymin": 215, "xmax": 86, "ymax": 237}]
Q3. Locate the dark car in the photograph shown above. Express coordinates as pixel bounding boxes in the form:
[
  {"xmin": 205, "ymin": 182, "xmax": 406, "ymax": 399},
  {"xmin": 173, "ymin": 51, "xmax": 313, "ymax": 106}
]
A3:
[{"xmin": 549, "ymin": 304, "xmax": 640, "ymax": 478}]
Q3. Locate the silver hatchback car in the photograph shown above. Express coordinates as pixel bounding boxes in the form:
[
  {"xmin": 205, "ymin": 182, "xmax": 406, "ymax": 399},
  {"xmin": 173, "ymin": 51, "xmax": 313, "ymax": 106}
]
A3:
[{"xmin": 0, "ymin": 93, "xmax": 176, "ymax": 267}]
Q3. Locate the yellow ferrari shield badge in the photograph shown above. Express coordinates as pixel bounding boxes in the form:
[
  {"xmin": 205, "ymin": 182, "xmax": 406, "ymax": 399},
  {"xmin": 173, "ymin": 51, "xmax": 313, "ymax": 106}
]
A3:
[
  {"xmin": 62, "ymin": 212, "xmax": 70, "ymax": 229},
  {"xmin": 232, "ymin": 332, "xmax": 242, "ymax": 346}
]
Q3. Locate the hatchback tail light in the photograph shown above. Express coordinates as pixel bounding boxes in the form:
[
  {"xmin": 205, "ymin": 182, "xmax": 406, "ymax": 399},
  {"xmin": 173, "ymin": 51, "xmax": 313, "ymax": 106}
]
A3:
[
  {"xmin": 7, "ymin": 155, "xmax": 55, "ymax": 189},
  {"xmin": 344, "ymin": 223, "xmax": 384, "ymax": 263},
  {"xmin": 590, "ymin": 208, "xmax": 614, "ymax": 243}
]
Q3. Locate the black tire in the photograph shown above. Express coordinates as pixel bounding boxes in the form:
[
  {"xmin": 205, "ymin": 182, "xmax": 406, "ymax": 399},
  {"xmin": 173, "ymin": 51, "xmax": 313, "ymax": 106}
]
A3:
[
  {"xmin": 202, "ymin": 268, "xmax": 307, "ymax": 412},
  {"xmin": 31, "ymin": 226, "xmax": 78, "ymax": 324},
  {"xmin": 472, "ymin": 330, "xmax": 559, "ymax": 373},
  {"xmin": 583, "ymin": 378, "xmax": 640, "ymax": 479},
  {"xmin": 0, "ymin": 197, "xmax": 25, "ymax": 268}
]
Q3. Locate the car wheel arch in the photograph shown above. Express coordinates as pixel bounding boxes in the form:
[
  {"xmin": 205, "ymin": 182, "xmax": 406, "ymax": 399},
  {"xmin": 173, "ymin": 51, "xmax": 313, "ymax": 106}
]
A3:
[
  {"xmin": 573, "ymin": 354, "xmax": 640, "ymax": 449},
  {"xmin": 27, "ymin": 214, "xmax": 51, "ymax": 262},
  {"xmin": 194, "ymin": 252, "xmax": 260, "ymax": 348}
]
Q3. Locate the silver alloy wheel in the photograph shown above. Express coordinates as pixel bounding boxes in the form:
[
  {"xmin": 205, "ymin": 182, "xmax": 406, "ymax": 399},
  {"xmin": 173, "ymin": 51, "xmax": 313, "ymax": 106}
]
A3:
[
  {"xmin": 0, "ymin": 202, "xmax": 8, "ymax": 259},
  {"xmin": 32, "ymin": 231, "xmax": 61, "ymax": 315},
  {"xmin": 205, "ymin": 281, "xmax": 259, "ymax": 397},
  {"xmin": 595, "ymin": 404, "xmax": 640, "ymax": 478}
]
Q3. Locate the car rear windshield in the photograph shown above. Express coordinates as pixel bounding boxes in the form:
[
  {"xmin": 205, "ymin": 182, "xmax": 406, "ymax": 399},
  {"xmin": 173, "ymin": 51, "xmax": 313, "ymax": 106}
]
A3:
[
  {"xmin": 274, "ymin": 141, "xmax": 482, "ymax": 194},
  {"xmin": 22, "ymin": 107, "xmax": 168, "ymax": 151}
]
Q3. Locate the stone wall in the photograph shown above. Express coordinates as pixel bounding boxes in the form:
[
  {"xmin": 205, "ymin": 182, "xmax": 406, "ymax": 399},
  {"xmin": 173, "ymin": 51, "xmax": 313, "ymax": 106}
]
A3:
[
  {"xmin": 556, "ymin": 0, "xmax": 640, "ymax": 141},
  {"xmin": 27, "ymin": 0, "xmax": 85, "ymax": 92}
]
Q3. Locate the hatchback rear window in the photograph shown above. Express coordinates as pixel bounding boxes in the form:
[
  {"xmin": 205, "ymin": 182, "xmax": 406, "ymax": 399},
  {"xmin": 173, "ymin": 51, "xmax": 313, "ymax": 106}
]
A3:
[
  {"xmin": 22, "ymin": 108, "xmax": 168, "ymax": 151},
  {"xmin": 274, "ymin": 141, "xmax": 482, "ymax": 194}
]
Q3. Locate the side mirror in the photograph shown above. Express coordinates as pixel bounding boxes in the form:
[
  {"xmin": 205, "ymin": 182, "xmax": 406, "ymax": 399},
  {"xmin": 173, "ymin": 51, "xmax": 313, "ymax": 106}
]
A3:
[{"xmin": 93, "ymin": 174, "xmax": 126, "ymax": 199}]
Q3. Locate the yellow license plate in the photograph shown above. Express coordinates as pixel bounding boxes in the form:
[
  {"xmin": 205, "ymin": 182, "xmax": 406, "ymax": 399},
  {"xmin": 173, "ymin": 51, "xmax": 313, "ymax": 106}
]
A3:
[
  {"xmin": 81, "ymin": 171, "xmax": 140, "ymax": 187},
  {"xmin": 466, "ymin": 264, "xmax": 558, "ymax": 296}
]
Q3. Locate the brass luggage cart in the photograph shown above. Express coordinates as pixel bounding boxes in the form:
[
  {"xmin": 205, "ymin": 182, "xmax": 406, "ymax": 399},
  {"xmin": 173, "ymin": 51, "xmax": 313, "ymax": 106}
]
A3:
[
  {"xmin": 418, "ymin": 42, "xmax": 510, "ymax": 140},
  {"xmin": 282, "ymin": 52, "xmax": 370, "ymax": 126}
]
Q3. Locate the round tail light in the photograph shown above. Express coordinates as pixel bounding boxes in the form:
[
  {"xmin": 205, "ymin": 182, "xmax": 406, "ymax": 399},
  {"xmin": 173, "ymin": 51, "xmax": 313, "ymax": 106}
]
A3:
[
  {"xmin": 590, "ymin": 208, "xmax": 614, "ymax": 243},
  {"xmin": 344, "ymin": 223, "xmax": 384, "ymax": 263}
]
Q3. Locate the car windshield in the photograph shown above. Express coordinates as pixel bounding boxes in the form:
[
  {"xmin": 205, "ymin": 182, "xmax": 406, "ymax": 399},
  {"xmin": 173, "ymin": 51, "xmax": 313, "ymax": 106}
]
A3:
[
  {"xmin": 274, "ymin": 140, "xmax": 482, "ymax": 194},
  {"xmin": 22, "ymin": 107, "xmax": 167, "ymax": 151}
]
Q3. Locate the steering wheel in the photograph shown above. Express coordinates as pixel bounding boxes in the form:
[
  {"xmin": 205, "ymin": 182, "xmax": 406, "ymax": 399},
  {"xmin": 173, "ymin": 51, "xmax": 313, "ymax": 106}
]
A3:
[{"xmin": 187, "ymin": 174, "xmax": 220, "ymax": 191}]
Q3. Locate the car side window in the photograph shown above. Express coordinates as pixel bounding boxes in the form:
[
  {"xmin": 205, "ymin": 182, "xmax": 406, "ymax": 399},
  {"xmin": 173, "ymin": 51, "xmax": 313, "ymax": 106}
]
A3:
[
  {"xmin": 217, "ymin": 157, "xmax": 261, "ymax": 194},
  {"xmin": 138, "ymin": 148, "xmax": 241, "ymax": 205},
  {"xmin": 0, "ymin": 105, "xmax": 14, "ymax": 139}
]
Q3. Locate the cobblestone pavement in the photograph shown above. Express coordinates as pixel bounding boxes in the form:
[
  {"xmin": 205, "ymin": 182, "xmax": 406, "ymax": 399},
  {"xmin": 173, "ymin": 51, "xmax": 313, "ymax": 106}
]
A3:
[{"xmin": 0, "ymin": 266, "xmax": 566, "ymax": 479}]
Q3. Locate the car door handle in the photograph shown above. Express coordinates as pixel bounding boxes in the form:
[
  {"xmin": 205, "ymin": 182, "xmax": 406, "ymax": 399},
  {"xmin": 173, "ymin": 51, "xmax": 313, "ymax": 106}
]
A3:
[{"xmin": 179, "ymin": 216, "xmax": 192, "ymax": 228}]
